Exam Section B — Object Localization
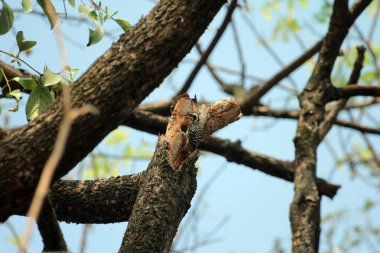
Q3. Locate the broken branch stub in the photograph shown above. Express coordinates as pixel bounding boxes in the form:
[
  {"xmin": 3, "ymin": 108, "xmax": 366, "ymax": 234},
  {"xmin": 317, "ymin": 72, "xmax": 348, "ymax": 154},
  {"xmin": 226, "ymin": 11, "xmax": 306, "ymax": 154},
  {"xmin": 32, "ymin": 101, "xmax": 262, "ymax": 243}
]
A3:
[{"xmin": 163, "ymin": 93, "xmax": 242, "ymax": 167}]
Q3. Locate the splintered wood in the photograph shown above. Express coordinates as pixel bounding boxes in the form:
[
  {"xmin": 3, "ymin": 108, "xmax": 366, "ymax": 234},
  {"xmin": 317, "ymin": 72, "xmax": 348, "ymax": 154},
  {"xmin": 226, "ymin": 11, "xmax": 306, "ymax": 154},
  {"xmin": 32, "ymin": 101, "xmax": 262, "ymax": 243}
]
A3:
[{"xmin": 163, "ymin": 93, "xmax": 242, "ymax": 168}]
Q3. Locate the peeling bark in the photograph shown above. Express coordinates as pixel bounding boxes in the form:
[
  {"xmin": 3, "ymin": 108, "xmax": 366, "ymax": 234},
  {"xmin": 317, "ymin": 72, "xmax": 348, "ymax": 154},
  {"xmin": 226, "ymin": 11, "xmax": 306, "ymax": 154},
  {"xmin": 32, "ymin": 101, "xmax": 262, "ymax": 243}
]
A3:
[
  {"xmin": 119, "ymin": 95, "xmax": 240, "ymax": 252},
  {"xmin": 119, "ymin": 139, "xmax": 199, "ymax": 253}
]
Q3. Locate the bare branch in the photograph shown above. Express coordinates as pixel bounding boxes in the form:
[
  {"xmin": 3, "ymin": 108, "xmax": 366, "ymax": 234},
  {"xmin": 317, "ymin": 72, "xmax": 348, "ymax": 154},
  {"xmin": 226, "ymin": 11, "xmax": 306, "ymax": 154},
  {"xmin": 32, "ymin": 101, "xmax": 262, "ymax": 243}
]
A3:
[
  {"xmin": 333, "ymin": 85, "xmax": 380, "ymax": 99},
  {"xmin": 319, "ymin": 46, "xmax": 366, "ymax": 141},
  {"xmin": 239, "ymin": 0, "xmax": 375, "ymax": 114},
  {"xmin": 240, "ymin": 40, "xmax": 323, "ymax": 114},
  {"xmin": 122, "ymin": 109, "xmax": 340, "ymax": 197},
  {"xmin": 176, "ymin": 0, "xmax": 238, "ymax": 96},
  {"xmin": 252, "ymin": 105, "xmax": 380, "ymax": 135},
  {"xmin": 37, "ymin": 199, "xmax": 68, "ymax": 252},
  {"xmin": 0, "ymin": 0, "xmax": 227, "ymax": 221},
  {"xmin": 291, "ymin": 0, "xmax": 351, "ymax": 252}
]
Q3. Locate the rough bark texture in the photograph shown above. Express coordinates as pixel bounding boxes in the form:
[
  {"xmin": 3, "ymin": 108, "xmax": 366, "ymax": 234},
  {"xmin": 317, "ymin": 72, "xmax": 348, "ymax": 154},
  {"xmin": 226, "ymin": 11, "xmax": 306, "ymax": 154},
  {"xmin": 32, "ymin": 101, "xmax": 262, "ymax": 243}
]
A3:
[
  {"xmin": 119, "ymin": 139, "xmax": 199, "ymax": 253},
  {"xmin": 0, "ymin": 0, "xmax": 226, "ymax": 221},
  {"xmin": 49, "ymin": 174, "xmax": 143, "ymax": 224},
  {"xmin": 290, "ymin": 1, "xmax": 350, "ymax": 252},
  {"xmin": 123, "ymin": 110, "xmax": 340, "ymax": 197},
  {"xmin": 37, "ymin": 199, "xmax": 68, "ymax": 252}
]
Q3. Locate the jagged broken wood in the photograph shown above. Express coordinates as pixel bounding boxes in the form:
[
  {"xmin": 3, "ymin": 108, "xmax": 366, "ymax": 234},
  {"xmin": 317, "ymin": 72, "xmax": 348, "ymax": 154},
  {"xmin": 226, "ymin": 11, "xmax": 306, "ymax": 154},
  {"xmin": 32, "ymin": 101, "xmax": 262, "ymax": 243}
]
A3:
[
  {"xmin": 164, "ymin": 93, "xmax": 242, "ymax": 168},
  {"xmin": 119, "ymin": 94, "xmax": 241, "ymax": 253}
]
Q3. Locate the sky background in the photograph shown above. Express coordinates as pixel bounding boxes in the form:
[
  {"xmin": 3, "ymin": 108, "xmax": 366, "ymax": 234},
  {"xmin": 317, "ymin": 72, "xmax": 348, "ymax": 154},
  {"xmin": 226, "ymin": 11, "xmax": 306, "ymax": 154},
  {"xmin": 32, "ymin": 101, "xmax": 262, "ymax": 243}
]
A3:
[{"xmin": 1, "ymin": 1, "xmax": 380, "ymax": 253}]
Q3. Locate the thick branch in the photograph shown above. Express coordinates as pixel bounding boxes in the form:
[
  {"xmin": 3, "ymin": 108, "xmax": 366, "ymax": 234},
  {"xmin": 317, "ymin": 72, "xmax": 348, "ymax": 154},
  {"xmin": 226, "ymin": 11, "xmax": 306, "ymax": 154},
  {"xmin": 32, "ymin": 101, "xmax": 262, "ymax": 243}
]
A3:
[
  {"xmin": 290, "ymin": 0, "xmax": 361, "ymax": 252},
  {"xmin": 37, "ymin": 199, "xmax": 68, "ymax": 252},
  {"xmin": 49, "ymin": 174, "xmax": 142, "ymax": 224},
  {"xmin": 123, "ymin": 110, "xmax": 339, "ymax": 198},
  {"xmin": 121, "ymin": 95, "xmax": 239, "ymax": 252},
  {"xmin": 319, "ymin": 46, "xmax": 366, "ymax": 141},
  {"xmin": 119, "ymin": 139, "xmax": 198, "ymax": 253},
  {"xmin": 333, "ymin": 85, "xmax": 380, "ymax": 99},
  {"xmin": 240, "ymin": 0, "xmax": 374, "ymax": 114},
  {"xmin": 0, "ymin": 0, "xmax": 226, "ymax": 221},
  {"xmin": 202, "ymin": 137, "xmax": 339, "ymax": 198},
  {"xmin": 0, "ymin": 61, "xmax": 36, "ymax": 94}
]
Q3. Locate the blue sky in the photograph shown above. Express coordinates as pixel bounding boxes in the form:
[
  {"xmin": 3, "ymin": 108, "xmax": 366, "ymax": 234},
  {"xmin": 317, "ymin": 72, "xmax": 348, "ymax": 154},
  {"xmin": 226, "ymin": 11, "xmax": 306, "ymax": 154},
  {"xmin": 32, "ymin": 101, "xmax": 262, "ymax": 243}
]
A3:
[{"xmin": 1, "ymin": 1, "xmax": 379, "ymax": 252}]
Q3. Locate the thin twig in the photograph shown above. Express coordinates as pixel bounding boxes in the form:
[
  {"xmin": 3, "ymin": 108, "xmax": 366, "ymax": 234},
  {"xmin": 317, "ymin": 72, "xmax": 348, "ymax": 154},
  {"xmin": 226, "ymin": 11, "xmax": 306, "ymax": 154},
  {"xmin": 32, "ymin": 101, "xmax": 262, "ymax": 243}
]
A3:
[
  {"xmin": 319, "ymin": 46, "xmax": 365, "ymax": 142},
  {"xmin": 231, "ymin": 18, "xmax": 246, "ymax": 86},
  {"xmin": 0, "ymin": 50, "xmax": 42, "ymax": 76},
  {"xmin": 176, "ymin": 0, "xmax": 238, "ymax": 96},
  {"xmin": 239, "ymin": 9, "xmax": 298, "ymax": 89}
]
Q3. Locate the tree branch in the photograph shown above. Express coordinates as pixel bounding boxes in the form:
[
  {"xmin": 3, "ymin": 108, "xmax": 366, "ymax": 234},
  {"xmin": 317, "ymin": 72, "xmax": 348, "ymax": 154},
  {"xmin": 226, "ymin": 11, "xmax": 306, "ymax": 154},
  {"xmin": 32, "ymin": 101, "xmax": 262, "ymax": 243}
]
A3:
[
  {"xmin": 319, "ymin": 46, "xmax": 366, "ymax": 141},
  {"xmin": 333, "ymin": 85, "xmax": 380, "ymax": 99},
  {"xmin": 37, "ymin": 198, "xmax": 68, "ymax": 252},
  {"xmin": 122, "ymin": 110, "xmax": 340, "ymax": 198},
  {"xmin": 239, "ymin": 0, "xmax": 374, "ymax": 114},
  {"xmin": 240, "ymin": 40, "xmax": 323, "ymax": 114},
  {"xmin": 0, "ymin": 60, "xmax": 37, "ymax": 94},
  {"xmin": 49, "ymin": 174, "xmax": 143, "ymax": 224},
  {"xmin": 0, "ymin": 0, "xmax": 227, "ymax": 221},
  {"xmin": 290, "ymin": 0, "xmax": 370, "ymax": 252},
  {"xmin": 118, "ymin": 139, "xmax": 198, "ymax": 253},
  {"xmin": 202, "ymin": 137, "xmax": 340, "ymax": 198},
  {"xmin": 251, "ymin": 105, "xmax": 380, "ymax": 135},
  {"xmin": 176, "ymin": 0, "xmax": 237, "ymax": 96}
]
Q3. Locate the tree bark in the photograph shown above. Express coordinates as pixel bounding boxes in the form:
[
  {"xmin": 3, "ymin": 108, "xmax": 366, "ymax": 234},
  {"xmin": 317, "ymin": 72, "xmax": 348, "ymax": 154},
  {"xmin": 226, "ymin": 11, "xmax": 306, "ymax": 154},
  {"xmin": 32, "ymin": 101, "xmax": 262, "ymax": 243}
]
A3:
[
  {"xmin": 119, "ymin": 139, "xmax": 199, "ymax": 253},
  {"xmin": 49, "ymin": 174, "xmax": 143, "ymax": 224},
  {"xmin": 0, "ymin": 0, "xmax": 226, "ymax": 221},
  {"xmin": 290, "ymin": 1, "xmax": 351, "ymax": 252}
]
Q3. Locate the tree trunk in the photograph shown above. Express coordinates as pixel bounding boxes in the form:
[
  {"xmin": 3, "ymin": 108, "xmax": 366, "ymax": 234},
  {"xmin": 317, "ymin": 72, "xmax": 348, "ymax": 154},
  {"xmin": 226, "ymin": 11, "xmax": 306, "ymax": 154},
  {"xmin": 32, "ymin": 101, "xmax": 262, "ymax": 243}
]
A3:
[{"xmin": 119, "ymin": 138, "xmax": 199, "ymax": 253}]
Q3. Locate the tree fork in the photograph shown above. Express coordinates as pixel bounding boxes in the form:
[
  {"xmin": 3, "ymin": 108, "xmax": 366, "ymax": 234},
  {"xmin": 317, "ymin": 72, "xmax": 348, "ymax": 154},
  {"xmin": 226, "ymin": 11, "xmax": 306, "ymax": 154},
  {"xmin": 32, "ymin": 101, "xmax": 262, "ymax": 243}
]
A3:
[
  {"xmin": 0, "ymin": 0, "xmax": 227, "ymax": 221},
  {"xmin": 291, "ymin": 0, "xmax": 351, "ymax": 252},
  {"xmin": 119, "ymin": 94, "xmax": 240, "ymax": 252}
]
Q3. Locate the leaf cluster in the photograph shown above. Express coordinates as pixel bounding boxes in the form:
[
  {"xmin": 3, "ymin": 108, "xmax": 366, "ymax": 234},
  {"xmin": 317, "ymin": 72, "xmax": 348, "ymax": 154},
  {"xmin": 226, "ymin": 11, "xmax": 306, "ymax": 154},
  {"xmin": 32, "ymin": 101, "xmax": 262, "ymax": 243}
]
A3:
[{"xmin": 0, "ymin": 0, "xmax": 130, "ymax": 119}]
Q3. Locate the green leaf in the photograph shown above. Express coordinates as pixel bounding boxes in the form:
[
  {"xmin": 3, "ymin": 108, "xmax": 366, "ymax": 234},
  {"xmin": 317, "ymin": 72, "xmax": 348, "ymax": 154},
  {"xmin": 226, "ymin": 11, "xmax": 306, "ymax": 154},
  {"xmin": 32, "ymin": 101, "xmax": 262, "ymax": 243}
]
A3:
[
  {"xmin": 22, "ymin": 0, "xmax": 33, "ymax": 13},
  {"xmin": 63, "ymin": 65, "xmax": 79, "ymax": 80},
  {"xmin": 78, "ymin": 4, "xmax": 92, "ymax": 15},
  {"xmin": 105, "ymin": 128, "xmax": 128, "ymax": 145},
  {"xmin": 68, "ymin": 0, "xmax": 75, "ymax": 8},
  {"xmin": 16, "ymin": 31, "xmax": 37, "ymax": 52},
  {"xmin": 314, "ymin": 2, "xmax": 332, "ymax": 24},
  {"xmin": 300, "ymin": 0, "xmax": 308, "ymax": 8},
  {"xmin": 42, "ymin": 67, "xmax": 62, "ymax": 86},
  {"xmin": 88, "ymin": 10, "xmax": 98, "ymax": 24},
  {"xmin": 69, "ymin": 68, "xmax": 78, "ymax": 80},
  {"xmin": 104, "ymin": 9, "xmax": 118, "ymax": 21},
  {"xmin": 50, "ymin": 90, "xmax": 55, "ymax": 100},
  {"xmin": 363, "ymin": 199, "xmax": 374, "ymax": 211},
  {"xmin": 87, "ymin": 25, "xmax": 104, "ymax": 46},
  {"xmin": 12, "ymin": 77, "xmax": 37, "ymax": 90},
  {"xmin": 99, "ymin": 10, "xmax": 104, "ymax": 24},
  {"xmin": 37, "ymin": 0, "xmax": 58, "ymax": 29},
  {"xmin": 0, "ymin": 105, "xmax": 2, "ymax": 115},
  {"xmin": 7, "ymin": 89, "xmax": 21, "ymax": 101},
  {"xmin": 361, "ymin": 71, "xmax": 376, "ymax": 83},
  {"xmin": 25, "ymin": 85, "xmax": 54, "ymax": 121},
  {"xmin": 0, "ymin": 0, "xmax": 14, "ymax": 35},
  {"xmin": 115, "ymin": 18, "xmax": 131, "ymax": 32},
  {"xmin": 273, "ymin": 17, "xmax": 300, "ymax": 41},
  {"xmin": 16, "ymin": 30, "xmax": 23, "ymax": 43},
  {"xmin": 7, "ymin": 89, "xmax": 21, "ymax": 112}
]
